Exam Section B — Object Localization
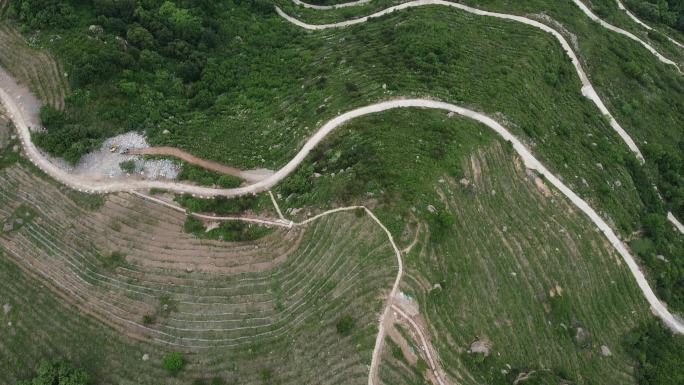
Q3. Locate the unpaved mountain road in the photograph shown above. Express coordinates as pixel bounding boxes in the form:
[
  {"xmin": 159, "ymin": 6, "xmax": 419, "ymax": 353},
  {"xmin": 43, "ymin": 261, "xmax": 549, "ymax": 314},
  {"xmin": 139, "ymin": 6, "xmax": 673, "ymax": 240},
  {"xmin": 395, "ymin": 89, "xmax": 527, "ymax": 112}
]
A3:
[{"xmin": 1, "ymin": 2, "xmax": 684, "ymax": 384}]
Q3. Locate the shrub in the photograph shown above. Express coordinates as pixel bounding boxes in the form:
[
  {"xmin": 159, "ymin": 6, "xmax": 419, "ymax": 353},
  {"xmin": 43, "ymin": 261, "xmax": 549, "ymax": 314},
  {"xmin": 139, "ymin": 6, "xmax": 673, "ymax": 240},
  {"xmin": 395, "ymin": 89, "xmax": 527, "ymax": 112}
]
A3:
[
  {"xmin": 336, "ymin": 315, "xmax": 355, "ymax": 336},
  {"xmin": 162, "ymin": 352, "xmax": 185, "ymax": 375},
  {"xmin": 119, "ymin": 160, "xmax": 137, "ymax": 173}
]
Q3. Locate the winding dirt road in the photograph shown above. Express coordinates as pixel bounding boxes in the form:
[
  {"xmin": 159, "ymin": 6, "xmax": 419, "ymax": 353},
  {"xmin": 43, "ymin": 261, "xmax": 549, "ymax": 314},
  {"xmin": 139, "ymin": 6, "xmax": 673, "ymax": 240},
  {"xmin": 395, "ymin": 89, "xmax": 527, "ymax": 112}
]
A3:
[
  {"xmin": 1, "ymin": 2, "xmax": 684, "ymax": 384},
  {"xmin": 571, "ymin": 0, "xmax": 681, "ymax": 71}
]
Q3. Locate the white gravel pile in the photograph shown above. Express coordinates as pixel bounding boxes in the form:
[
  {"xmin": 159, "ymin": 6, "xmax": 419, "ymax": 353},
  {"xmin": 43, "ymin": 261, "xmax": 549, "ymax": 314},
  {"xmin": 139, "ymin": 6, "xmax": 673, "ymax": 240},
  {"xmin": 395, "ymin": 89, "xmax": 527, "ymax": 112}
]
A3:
[{"xmin": 68, "ymin": 132, "xmax": 179, "ymax": 180}]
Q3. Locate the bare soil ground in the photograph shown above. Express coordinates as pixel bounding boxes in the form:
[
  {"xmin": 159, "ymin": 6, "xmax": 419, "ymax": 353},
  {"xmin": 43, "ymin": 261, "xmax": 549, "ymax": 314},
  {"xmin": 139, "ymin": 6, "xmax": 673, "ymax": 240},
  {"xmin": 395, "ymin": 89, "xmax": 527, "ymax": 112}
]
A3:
[{"xmin": 130, "ymin": 147, "xmax": 274, "ymax": 183}]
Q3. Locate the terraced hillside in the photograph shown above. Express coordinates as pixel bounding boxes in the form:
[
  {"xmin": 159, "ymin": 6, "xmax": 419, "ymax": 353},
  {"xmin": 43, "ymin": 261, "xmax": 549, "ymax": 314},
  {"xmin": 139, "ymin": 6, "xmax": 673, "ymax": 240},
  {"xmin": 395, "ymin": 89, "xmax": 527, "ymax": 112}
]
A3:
[
  {"xmin": 392, "ymin": 143, "xmax": 651, "ymax": 384},
  {"xmin": 0, "ymin": 164, "xmax": 397, "ymax": 384},
  {"xmin": 0, "ymin": 24, "xmax": 68, "ymax": 109}
]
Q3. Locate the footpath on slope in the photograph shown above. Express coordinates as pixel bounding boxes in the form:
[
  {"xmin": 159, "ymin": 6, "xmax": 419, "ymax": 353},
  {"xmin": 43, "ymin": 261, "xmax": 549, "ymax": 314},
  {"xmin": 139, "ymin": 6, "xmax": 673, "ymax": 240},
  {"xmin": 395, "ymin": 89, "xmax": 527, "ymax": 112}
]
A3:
[
  {"xmin": 615, "ymin": 0, "xmax": 684, "ymax": 49},
  {"xmin": 571, "ymin": 0, "xmax": 681, "ymax": 72},
  {"xmin": 288, "ymin": 0, "xmax": 682, "ymax": 71}
]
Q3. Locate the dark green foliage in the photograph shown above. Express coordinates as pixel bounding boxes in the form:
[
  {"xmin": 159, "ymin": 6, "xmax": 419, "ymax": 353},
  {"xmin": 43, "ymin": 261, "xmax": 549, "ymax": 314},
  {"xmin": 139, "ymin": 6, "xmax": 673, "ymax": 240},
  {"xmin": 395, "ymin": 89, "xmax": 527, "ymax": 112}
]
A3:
[
  {"xmin": 335, "ymin": 315, "xmax": 355, "ymax": 336},
  {"xmin": 175, "ymin": 195, "xmax": 259, "ymax": 215},
  {"xmin": 183, "ymin": 216, "xmax": 272, "ymax": 242},
  {"xmin": 18, "ymin": 361, "xmax": 89, "ymax": 385},
  {"xmin": 259, "ymin": 368, "xmax": 273, "ymax": 384},
  {"xmin": 625, "ymin": 156, "xmax": 684, "ymax": 313},
  {"xmin": 178, "ymin": 164, "xmax": 242, "ymax": 188},
  {"xmin": 13, "ymin": 0, "xmax": 76, "ymax": 29},
  {"xmin": 162, "ymin": 352, "xmax": 184, "ymax": 375},
  {"xmin": 624, "ymin": 0, "xmax": 684, "ymax": 33},
  {"xmin": 426, "ymin": 208, "xmax": 455, "ymax": 242},
  {"xmin": 101, "ymin": 251, "xmax": 127, "ymax": 270},
  {"xmin": 625, "ymin": 322, "xmax": 684, "ymax": 385},
  {"xmin": 118, "ymin": 160, "xmax": 136, "ymax": 173}
]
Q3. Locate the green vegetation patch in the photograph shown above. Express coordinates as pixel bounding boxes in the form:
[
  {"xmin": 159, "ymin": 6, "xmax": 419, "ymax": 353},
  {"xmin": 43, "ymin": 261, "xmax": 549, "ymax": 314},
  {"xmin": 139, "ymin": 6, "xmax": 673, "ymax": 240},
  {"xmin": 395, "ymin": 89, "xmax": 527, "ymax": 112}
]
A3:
[
  {"xmin": 183, "ymin": 216, "xmax": 273, "ymax": 242},
  {"xmin": 17, "ymin": 361, "xmax": 89, "ymax": 385},
  {"xmin": 1, "ymin": 204, "xmax": 36, "ymax": 234},
  {"xmin": 178, "ymin": 163, "xmax": 242, "ymax": 188}
]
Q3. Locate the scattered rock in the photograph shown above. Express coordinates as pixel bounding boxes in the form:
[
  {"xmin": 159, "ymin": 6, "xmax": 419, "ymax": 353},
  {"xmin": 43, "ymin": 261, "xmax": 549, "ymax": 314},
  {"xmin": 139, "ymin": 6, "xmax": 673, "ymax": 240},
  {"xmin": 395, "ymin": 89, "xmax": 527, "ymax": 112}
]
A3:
[
  {"xmin": 3, "ymin": 303, "xmax": 11, "ymax": 315},
  {"xmin": 469, "ymin": 339, "xmax": 491, "ymax": 356},
  {"xmin": 447, "ymin": 111, "xmax": 455, "ymax": 118},
  {"xmin": 596, "ymin": 163, "xmax": 603, "ymax": 170},
  {"xmin": 432, "ymin": 283, "xmax": 442, "ymax": 291},
  {"xmin": 12, "ymin": 145, "xmax": 18, "ymax": 152},
  {"xmin": 382, "ymin": 83, "xmax": 387, "ymax": 90},
  {"xmin": 459, "ymin": 178, "xmax": 470, "ymax": 187},
  {"xmin": 575, "ymin": 327, "xmax": 590, "ymax": 344},
  {"xmin": 313, "ymin": 172, "xmax": 322, "ymax": 178},
  {"xmin": 142, "ymin": 354, "xmax": 149, "ymax": 361},
  {"xmin": 88, "ymin": 25, "xmax": 104, "ymax": 35},
  {"xmin": 491, "ymin": 189, "xmax": 496, "ymax": 196},
  {"xmin": 185, "ymin": 265, "xmax": 195, "ymax": 273},
  {"xmin": 656, "ymin": 254, "xmax": 669, "ymax": 263},
  {"xmin": 600, "ymin": 345, "xmax": 612, "ymax": 357},
  {"xmin": 427, "ymin": 205, "xmax": 436, "ymax": 213},
  {"xmin": 614, "ymin": 180, "xmax": 622, "ymax": 187},
  {"xmin": 162, "ymin": 129, "xmax": 170, "ymax": 135}
]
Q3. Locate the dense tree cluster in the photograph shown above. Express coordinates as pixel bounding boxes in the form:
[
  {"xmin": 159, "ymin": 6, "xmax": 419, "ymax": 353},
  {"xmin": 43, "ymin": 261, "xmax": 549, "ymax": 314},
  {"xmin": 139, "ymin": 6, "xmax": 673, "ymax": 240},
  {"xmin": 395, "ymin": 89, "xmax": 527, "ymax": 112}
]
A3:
[
  {"xmin": 8, "ymin": 0, "xmax": 264, "ymax": 162},
  {"xmin": 626, "ymin": 322, "xmax": 684, "ymax": 385},
  {"xmin": 625, "ymin": 0, "xmax": 684, "ymax": 33}
]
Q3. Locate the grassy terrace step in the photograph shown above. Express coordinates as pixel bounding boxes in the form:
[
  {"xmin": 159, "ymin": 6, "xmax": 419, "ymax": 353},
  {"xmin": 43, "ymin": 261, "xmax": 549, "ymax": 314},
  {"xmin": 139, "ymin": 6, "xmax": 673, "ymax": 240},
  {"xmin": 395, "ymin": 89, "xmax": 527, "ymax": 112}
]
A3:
[
  {"xmin": 399, "ymin": 143, "xmax": 649, "ymax": 384},
  {"xmin": 0, "ymin": 163, "xmax": 397, "ymax": 384},
  {"xmin": 0, "ymin": 24, "xmax": 68, "ymax": 109}
]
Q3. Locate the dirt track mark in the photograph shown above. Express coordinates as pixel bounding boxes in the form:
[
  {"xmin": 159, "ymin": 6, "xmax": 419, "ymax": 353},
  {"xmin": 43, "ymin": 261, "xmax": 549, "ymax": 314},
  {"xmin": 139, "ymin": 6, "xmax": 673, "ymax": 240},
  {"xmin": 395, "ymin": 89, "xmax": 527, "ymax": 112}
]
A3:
[{"xmin": 129, "ymin": 147, "xmax": 272, "ymax": 183}]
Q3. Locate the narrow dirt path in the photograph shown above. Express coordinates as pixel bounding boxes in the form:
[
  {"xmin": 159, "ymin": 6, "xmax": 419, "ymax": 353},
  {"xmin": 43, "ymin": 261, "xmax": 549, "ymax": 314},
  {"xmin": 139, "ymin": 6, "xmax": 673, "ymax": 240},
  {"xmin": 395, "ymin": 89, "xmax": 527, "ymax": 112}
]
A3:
[
  {"xmin": 615, "ymin": 0, "xmax": 684, "ymax": 49},
  {"xmin": 128, "ymin": 147, "xmax": 273, "ymax": 183},
  {"xmin": 571, "ymin": 0, "xmax": 681, "ymax": 71},
  {"xmin": 288, "ymin": 0, "xmax": 682, "ymax": 71},
  {"xmin": 128, "ymin": 147, "xmax": 242, "ymax": 180},
  {"xmin": 391, "ymin": 303, "xmax": 448, "ymax": 385}
]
